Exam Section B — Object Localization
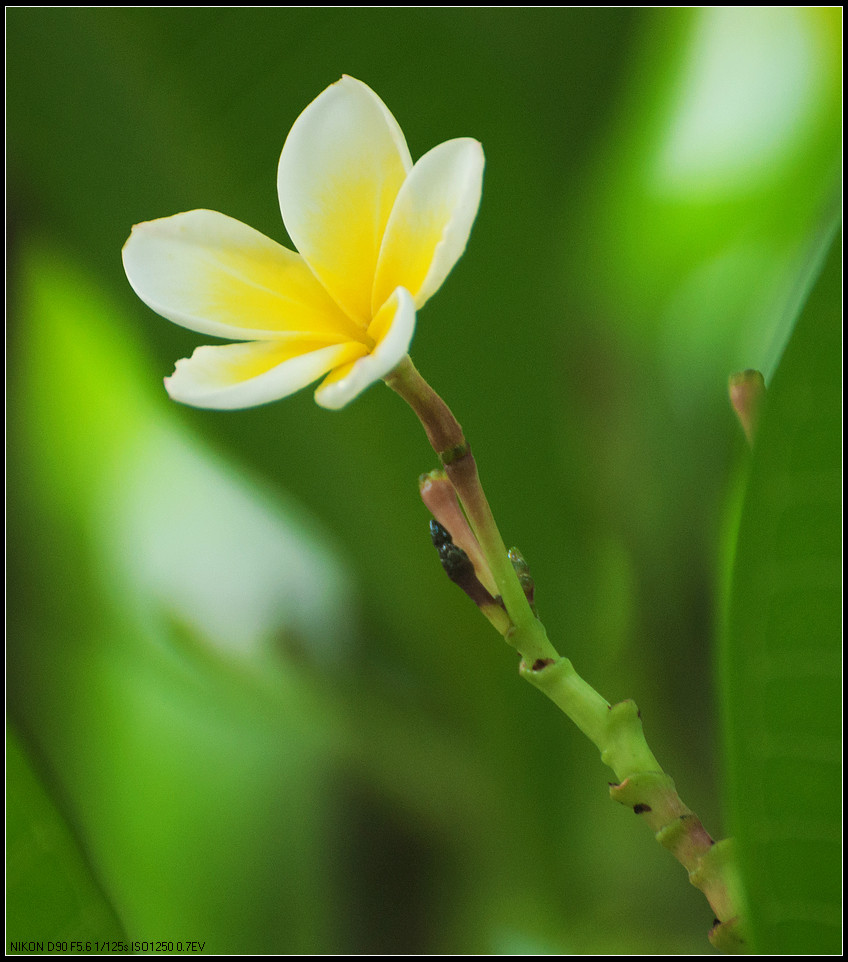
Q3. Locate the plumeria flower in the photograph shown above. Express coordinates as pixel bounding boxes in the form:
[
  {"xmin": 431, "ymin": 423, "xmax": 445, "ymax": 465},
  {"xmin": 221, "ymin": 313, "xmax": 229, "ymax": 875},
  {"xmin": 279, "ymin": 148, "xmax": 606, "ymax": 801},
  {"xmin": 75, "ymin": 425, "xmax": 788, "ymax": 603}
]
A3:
[{"xmin": 122, "ymin": 76, "xmax": 485, "ymax": 410}]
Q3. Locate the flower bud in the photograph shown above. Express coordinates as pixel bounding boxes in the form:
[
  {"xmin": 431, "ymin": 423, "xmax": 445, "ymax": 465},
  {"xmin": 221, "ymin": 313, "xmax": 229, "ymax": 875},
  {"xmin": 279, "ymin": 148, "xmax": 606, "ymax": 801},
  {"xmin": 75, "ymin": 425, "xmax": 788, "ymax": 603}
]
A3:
[
  {"xmin": 508, "ymin": 547, "xmax": 536, "ymax": 610},
  {"xmin": 728, "ymin": 370, "xmax": 766, "ymax": 446}
]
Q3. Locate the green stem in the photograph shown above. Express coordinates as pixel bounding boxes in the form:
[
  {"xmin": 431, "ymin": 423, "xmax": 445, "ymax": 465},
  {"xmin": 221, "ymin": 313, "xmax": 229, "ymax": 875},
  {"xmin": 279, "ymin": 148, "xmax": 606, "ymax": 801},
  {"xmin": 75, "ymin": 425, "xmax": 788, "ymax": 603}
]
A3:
[
  {"xmin": 521, "ymin": 657, "xmax": 747, "ymax": 951},
  {"xmin": 383, "ymin": 355, "xmax": 747, "ymax": 952},
  {"xmin": 385, "ymin": 356, "xmax": 555, "ymax": 664}
]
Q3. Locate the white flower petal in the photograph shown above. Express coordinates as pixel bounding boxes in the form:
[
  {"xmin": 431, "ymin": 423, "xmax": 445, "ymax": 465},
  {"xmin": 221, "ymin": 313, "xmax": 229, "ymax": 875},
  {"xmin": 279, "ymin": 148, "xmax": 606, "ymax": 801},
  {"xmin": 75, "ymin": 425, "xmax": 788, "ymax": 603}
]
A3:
[
  {"xmin": 277, "ymin": 77, "xmax": 413, "ymax": 327},
  {"xmin": 165, "ymin": 338, "xmax": 367, "ymax": 410},
  {"xmin": 314, "ymin": 287, "xmax": 416, "ymax": 410},
  {"xmin": 122, "ymin": 210, "xmax": 359, "ymax": 341},
  {"xmin": 373, "ymin": 138, "xmax": 485, "ymax": 312}
]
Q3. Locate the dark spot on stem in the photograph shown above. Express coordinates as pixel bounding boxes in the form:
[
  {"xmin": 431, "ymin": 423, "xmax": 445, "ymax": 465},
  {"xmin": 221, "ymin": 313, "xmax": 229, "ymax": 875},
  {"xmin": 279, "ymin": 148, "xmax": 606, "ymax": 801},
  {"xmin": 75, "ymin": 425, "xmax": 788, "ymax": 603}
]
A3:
[
  {"xmin": 531, "ymin": 658, "xmax": 554, "ymax": 672},
  {"xmin": 439, "ymin": 441, "xmax": 471, "ymax": 466},
  {"xmin": 633, "ymin": 803, "xmax": 652, "ymax": 815}
]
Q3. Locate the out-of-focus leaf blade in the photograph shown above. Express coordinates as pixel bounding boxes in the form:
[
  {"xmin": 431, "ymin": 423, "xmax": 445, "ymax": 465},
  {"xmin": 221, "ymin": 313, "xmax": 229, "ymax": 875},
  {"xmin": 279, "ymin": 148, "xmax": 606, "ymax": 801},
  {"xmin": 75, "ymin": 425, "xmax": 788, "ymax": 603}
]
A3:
[
  {"xmin": 719, "ymin": 229, "xmax": 841, "ymax": 953},
  {"xmin": 6, "ymin": 726, "xmax": 126, "ymax": 950},
  {"xmin": 9, "ymin": 240, "xmax": 352, "ymax": 952}
]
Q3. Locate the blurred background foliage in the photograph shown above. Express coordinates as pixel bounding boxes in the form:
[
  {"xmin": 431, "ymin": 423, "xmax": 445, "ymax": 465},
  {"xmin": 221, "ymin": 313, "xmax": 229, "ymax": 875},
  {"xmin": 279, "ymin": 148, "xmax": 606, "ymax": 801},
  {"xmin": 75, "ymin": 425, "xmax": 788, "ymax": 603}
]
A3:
[{"xmin": 7, "ymin": 8, "xmax": 841, "ymax": 954}]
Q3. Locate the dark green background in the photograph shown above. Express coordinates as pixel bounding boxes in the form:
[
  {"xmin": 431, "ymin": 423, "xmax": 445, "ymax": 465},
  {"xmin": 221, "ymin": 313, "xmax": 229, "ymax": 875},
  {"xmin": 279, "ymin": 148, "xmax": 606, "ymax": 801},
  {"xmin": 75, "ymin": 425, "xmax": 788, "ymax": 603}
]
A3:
[{"xmin": 8, "ymin": 8, "xmax": 841, "ymax": 954}]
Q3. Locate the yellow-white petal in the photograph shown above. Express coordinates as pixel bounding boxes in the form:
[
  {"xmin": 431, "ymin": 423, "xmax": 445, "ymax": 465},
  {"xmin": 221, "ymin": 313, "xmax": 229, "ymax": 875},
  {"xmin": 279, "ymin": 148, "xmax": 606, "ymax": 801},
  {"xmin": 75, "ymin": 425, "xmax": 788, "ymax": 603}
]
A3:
[
  {"xmin": 373, "ymin": 138, "xmax": 484, "ymax": 313},
  {"xmin": 314, "ymin": 287, "xmax": 416, "ymax": 410},
  {"xmin": 277, "ymin": 76, "xmax": 412, "ymax": 328},
  {"xmin": 122, "ymin": 210, "xmax": 360, "ymax": 342},
  {"xmin": 165, "ymin": 338, "xmax": 367, "ymax": 410}
]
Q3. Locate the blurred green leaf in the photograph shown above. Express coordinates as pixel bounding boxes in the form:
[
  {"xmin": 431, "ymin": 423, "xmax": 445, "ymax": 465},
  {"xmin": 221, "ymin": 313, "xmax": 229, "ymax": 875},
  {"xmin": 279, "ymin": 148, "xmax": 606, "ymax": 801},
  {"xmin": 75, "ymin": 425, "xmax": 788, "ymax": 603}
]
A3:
[
  {"xmin": 8, "ymin": 240, "xmax": 355, "ymax": 952},
  {"xmin": 719, "ymin": 229, "xmax": 841, "ymax": 953},
  {"xmin": 568, "ymin": 7, "xmax": 841, "ymax": 393},
  {"xmin": 6, "ymin": 726, "xmax": 126, "ymax": 950}
]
